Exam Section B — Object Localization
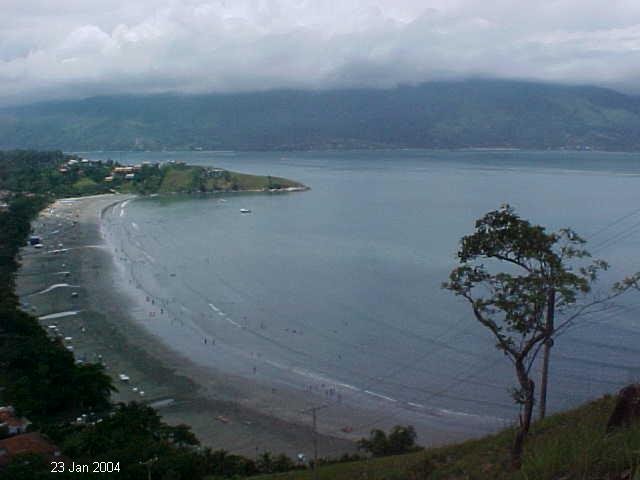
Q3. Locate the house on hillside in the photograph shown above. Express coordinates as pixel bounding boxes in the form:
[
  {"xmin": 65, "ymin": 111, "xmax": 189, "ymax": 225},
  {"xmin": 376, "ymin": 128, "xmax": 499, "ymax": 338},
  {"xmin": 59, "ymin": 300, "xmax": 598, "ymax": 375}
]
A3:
[
  {"xmin": 0, "ymin": 432, "xmax": 63, "ymax": 468},
  {"xmin": 113, "ymin": 166, "xmax": 135, "ymax": 174},
  {"xmin": 205, "ymin": 168, "xmax": 225, "ymax": 178},
  {"xmin": 0, "ymin": 407, "xmax": 30, "ymax": 436}
]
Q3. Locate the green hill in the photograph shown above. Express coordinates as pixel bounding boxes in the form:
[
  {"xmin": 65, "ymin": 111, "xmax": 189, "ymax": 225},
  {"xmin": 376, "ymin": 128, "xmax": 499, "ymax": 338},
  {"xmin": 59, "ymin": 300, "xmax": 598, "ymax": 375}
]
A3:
[
  {"xmin": 251, "ymin": 394, "xmax": 638, "ymax": 480},
  {"xmin": 2, "ymin": 80, "xmax": 640, "ymax": 151},
  {"xmin": 152, "ymin": 164, "xmax": 305, "ymax": 194},
  {"xmin": 0, "ymin": 150, "xmax": 306, "ymax": 197}
]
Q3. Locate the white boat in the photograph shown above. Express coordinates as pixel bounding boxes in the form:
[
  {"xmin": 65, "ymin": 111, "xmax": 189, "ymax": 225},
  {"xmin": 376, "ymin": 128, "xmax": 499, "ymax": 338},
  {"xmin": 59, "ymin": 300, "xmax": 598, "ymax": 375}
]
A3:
[
  {"xmin": 118, "ymin": 374, "xmax": 130, "ymax": 382},
  {"xmin": 240, "ymin": 208, "xmax": 251, "ymax": 214}
]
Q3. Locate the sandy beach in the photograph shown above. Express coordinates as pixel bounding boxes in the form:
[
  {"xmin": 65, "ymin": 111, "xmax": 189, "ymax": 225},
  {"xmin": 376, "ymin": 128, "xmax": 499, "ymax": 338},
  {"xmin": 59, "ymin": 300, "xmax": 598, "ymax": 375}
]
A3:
[{"xmin": 16, "ymin": 194, "xmax": 360, "ymax": 459}]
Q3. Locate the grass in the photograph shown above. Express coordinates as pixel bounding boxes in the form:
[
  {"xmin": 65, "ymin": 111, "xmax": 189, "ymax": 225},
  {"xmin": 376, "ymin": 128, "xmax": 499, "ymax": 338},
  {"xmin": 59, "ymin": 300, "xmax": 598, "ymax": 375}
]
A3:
[
  {"xmin": 224, "ymin": 172, "xmax": 303, "ymax": 190},
  {"xmin": 71, "ymin": 176, "xmax": 107, "ymax": 196},
  {"xmin": 159, "ymin": 166, "xmax": 199, "ymax": 193},
  {"xmin": 251, "ymin": 394, "xmax": 640, "ymax": 480},
  {"xmin": 156, "ymin": 166, "xmax": 305, "ymax": 193}
]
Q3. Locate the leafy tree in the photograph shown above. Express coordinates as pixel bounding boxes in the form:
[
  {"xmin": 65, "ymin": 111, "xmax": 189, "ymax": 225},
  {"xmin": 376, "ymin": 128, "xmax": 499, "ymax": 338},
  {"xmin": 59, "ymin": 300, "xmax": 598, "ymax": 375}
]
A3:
[
  {"xmin": 0, "ymin": 453, "xmax": 49, "ymax": 480},
  {"xmin": 387, "ymin": 425, "xmax": 418, "ymax": 455},
  {"xmin": 61, "ymin": 403, "xmax": 207, "ymax": 480},
  {"xmin": 257, "ymin": 451, "xmax": 275, "ymax": 473},
  {"xmin": 272, "ymin": 453, "xmax": 297, "ymax": 472},
  {"xmin": 358, "ymin": 425, "xmax": 419, "ymax": 457},
  {"xmin": 443, "ymin": 205, "xmax": 637, "ymax": 467},
  {"xmin": 0, "ymin": 153, "xmax": 305, "ymax": 480},
  {"xmin": 201, "ymin": 448, "xmax": 258, "ymax": 477},
  {"xmin": 0, "ymin": 193, "xmax": 114, "ymax": 421},
  {"xmin": 72, "ymin": 363, "xmax": 116, "ymax": 411}
]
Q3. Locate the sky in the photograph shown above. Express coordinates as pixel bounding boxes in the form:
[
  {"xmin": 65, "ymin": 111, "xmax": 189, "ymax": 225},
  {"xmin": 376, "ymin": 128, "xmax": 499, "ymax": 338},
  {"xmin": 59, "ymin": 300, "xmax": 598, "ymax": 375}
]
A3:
[{"xmin": 1, "ymin": 0, "xmax": 640, "ymax": 104}]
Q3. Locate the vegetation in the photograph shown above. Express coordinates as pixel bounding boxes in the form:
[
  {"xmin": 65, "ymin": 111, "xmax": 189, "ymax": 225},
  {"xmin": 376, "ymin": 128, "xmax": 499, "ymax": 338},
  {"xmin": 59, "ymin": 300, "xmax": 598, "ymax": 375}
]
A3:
[
  {"xmin": 442, "ymin": 205, "xmax": 638, "ymax": 466},
  {"xmin": 0, "ymin": 194, "xmax": 114, "ymax": 420},
  {"xmin": 153, "ymin": 163, "xmax": 303, "ymax": 194},
  {"xmin": 0, "ymin": 150, "xmax": 111, "ymax": 197},
  {"xmin": 254, "ymin": 394, "xmax": 640, "ymax": 480},
  {"xmin": 1, "ymin": 152, "xmax": 637, "ymax": 479},
  {"xmin": 2, "ymin": 80, "xmax": 640, "ymax": 151},
  {"xmin": 0, "ymin": 150, "xmax": 304, "ymax": 478},
  {"xmin": 0, "ymin": 149, "xmax": 304, "ymax": 198},
  {"xmin": 357, "ymin": 426, "xmax": 420, "ymax": 458}
]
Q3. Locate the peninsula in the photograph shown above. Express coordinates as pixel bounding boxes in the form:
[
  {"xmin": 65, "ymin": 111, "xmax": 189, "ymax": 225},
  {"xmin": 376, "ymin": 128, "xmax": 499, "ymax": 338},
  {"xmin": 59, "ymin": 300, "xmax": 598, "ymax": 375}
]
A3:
[{"xmin": 0, "ymin": 150, "xmax": 307, "ymax": 198}]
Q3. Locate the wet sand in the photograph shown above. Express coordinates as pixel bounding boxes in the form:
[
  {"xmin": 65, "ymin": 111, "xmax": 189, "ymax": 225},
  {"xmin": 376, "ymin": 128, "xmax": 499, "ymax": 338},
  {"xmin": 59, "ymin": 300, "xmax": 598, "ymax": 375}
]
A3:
[{"xmin": 16, "ymin": 194, "xmax": 358, "ymax": 458}]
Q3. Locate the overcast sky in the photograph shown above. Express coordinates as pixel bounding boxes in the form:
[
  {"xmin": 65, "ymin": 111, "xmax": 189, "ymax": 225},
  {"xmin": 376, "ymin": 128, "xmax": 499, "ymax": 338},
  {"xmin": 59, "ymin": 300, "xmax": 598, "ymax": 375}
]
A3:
[{"xmin": 1, "ymin": 0, "xmax": 640, "ymax": 105}]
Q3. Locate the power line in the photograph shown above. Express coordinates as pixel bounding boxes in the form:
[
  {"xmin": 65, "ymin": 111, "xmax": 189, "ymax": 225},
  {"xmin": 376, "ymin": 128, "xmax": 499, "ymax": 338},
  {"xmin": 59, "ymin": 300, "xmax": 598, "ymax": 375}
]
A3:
[
  {"xmin": 110, "ymin": 208, "xmax": 639, "ymax": 454},
  {"xmin": 586, "ymin": 206, "xmax": 640, "ymax": 241},
  {"xmin": 590, "ymin": 217, "xmax": 640, "ymax": 254},
  {"xmin": 335, "ymin": 355, "xmax": 511, "ymax": 438},
  {"xmin": 300, "ymin": 404, "xmax": 328, "ymax": 480}
]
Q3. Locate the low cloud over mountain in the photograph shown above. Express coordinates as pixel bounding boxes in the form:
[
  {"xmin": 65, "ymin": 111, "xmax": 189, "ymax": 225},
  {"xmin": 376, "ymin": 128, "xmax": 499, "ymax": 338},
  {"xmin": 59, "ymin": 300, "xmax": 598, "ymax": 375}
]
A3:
[{"xmin": 2, "ymin": 1, "xmax": 640, "ymax": 104}]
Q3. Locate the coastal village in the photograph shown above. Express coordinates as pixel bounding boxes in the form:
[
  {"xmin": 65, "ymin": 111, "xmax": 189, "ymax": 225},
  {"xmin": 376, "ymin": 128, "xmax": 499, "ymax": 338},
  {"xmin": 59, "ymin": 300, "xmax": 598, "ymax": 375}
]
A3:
[
  {"xmin": 58, "ymin": 157, "xmax": 225, "ymax": 183},
  {"xmin": 48, "ymin": 155, "xmax": 304, "ymax": 197},
  {"xmin": 0, "ymin": 406, "xmax": 64, "ymax": 468}
]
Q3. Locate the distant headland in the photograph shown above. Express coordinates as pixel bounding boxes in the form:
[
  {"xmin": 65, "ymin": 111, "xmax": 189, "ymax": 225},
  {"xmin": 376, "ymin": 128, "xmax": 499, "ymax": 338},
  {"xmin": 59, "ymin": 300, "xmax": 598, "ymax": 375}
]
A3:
[{"xmin": 0, "ymin": 150, "xmax": 307, "ymax": 197}]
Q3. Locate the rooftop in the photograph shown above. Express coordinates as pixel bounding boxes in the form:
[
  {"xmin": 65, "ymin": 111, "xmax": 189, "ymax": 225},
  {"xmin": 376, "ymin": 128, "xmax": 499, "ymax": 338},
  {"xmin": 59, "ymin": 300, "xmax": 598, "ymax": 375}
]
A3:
[{"xmin": 0, "ymin": 432, "xmax": 61, "ymax": 466}]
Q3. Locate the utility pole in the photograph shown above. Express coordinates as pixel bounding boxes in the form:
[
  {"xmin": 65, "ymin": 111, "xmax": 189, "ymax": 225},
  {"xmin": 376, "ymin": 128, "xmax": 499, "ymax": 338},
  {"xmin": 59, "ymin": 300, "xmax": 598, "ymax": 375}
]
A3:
[
  {"xmin": 302, "ymin": 404, "xmax": 327, "ymax": 480},
  {"xmin": 539, "ymin": 288, "xmax": 555, "ymax": 419},
  {"xmin": 140, "ymin": 456, "xmax": 158, "ymax": 480}
]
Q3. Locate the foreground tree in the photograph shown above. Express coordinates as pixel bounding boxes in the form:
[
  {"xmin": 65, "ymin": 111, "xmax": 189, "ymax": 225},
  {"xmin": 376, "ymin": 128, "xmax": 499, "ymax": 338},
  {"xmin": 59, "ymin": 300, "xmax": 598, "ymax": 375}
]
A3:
[{"xmin": 442, "ymin": 205, "xmax": 630, "ymax": 467}]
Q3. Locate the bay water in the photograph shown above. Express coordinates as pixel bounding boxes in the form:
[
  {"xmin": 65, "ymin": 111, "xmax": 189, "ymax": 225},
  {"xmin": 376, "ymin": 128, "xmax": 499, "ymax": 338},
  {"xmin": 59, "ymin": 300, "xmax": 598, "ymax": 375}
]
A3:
[{"xmin": 90, "ymin": 149, "xmax": 640, "ymax": 439}]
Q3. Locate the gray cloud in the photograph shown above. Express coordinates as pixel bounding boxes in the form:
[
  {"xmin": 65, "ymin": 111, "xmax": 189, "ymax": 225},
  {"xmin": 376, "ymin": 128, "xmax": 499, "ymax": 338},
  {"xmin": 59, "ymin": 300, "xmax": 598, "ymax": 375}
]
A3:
[{"xmin": 1, "ymin": 0, "xmax": 640, "ymax": 105}]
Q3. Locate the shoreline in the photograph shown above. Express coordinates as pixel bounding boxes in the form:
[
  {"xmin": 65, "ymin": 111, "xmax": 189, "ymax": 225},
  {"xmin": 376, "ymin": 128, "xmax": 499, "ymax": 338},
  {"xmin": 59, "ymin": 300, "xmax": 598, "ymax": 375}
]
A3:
[
  {"xmin": 15, "ymin": 193, "xmax": 355, "ymax": 458},
  {"xmin": 150, "ymin": 186, "xmax": 310, "ymax": 196},
  {"xmin": 16, "ymin": 192, "xmax": 484, "ymax": 459}
]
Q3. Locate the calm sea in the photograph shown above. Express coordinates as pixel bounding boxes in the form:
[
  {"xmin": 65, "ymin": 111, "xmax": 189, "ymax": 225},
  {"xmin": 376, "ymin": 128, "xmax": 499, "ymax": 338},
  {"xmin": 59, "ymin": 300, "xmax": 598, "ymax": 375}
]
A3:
[{"xmin": 88, "ymin": 149, "xmax": 640, "ymax": 437}]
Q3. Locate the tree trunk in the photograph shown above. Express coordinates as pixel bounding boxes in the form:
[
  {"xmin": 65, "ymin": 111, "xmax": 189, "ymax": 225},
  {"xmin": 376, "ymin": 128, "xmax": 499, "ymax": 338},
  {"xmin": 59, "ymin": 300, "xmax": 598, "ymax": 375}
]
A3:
[
  {"xmin": 538, "ymin": 289, "xmax": 555, "ymax": 420},
  {"xmin": 512, "ymin": 359, "xmax": 535, "ymax": 469},
  {"xmin": 538, "ymin": 337, "xmax": 553, "ymax": 419}
]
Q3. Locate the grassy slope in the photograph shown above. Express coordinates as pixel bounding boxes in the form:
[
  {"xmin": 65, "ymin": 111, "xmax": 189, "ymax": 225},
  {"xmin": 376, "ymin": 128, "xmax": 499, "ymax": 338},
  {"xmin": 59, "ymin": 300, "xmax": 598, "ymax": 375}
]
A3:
[
  {"xmin": 253, "ymin": 395, "xmax": 638, "ymax": 480},
  {"xmin": 159, "ymin": 166, "xmax": 200, "ymax": 193},
  {"xmin": 158, "ymin": 165, "xmax": 305, "ymax": 193}
]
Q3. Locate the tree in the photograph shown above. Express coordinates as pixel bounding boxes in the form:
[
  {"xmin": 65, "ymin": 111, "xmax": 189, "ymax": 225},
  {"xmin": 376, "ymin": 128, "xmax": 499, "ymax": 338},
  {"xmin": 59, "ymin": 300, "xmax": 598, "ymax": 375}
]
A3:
[
  {"xmin": 387, "ymin": 425, "xmax": 418, "ymax": 455},
  {"xmin": 72, "ymin": 363, "xmax": 115, "ymax": 411},
  {"xmin": 442, "ymin": 205, "xmax": 624, "ymax": 467},
  {"xmin": 257, "ymin": 451, "xmax": 274, "ymax": 473},
  {"xmin": 357, "ymin": 429, "xmax": 389, "ymax": 457},
  {"xmin": 357, "ymin": 425, "xmax": 418, "ymax": 457}
]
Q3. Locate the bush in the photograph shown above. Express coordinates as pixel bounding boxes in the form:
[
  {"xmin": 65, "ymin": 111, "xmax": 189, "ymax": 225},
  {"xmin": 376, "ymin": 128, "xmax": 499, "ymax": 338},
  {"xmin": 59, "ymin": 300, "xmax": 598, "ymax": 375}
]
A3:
[{"xmin": 358, "ymin": 425, "xmax": 420, "ymax": 457}]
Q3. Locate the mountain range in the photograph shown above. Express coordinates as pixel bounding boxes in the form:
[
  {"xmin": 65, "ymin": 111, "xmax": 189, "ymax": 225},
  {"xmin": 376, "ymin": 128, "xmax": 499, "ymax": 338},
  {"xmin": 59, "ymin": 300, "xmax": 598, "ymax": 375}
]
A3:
[{"xmin": 1, "ymin": 79, "xmax": 640, "ymax": 151}]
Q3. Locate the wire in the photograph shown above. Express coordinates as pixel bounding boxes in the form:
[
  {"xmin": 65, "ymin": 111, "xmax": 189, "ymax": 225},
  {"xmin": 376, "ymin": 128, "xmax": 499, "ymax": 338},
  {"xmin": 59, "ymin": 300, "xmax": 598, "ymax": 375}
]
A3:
[
  {"xmin": 586, "ymin": 206, "xmax": 640, "ymax": 241},
  {"xmin": 590, "ymin": 217, "xmax": 640, "ymax": 254}
]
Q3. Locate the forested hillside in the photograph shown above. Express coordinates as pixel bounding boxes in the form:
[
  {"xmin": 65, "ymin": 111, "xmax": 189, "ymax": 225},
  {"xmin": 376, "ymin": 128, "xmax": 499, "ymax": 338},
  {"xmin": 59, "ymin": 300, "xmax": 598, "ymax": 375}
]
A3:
[{"xmin": 2, "ymin": 80, "xmax": 640, "ymax": 151}]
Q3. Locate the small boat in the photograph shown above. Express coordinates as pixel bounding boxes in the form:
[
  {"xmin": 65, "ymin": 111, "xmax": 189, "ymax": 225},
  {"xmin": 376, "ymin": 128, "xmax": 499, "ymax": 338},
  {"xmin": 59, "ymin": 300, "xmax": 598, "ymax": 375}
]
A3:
[{"xmin": 240, "ymin": 208, "xmax": 251, "ymax": 214}]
